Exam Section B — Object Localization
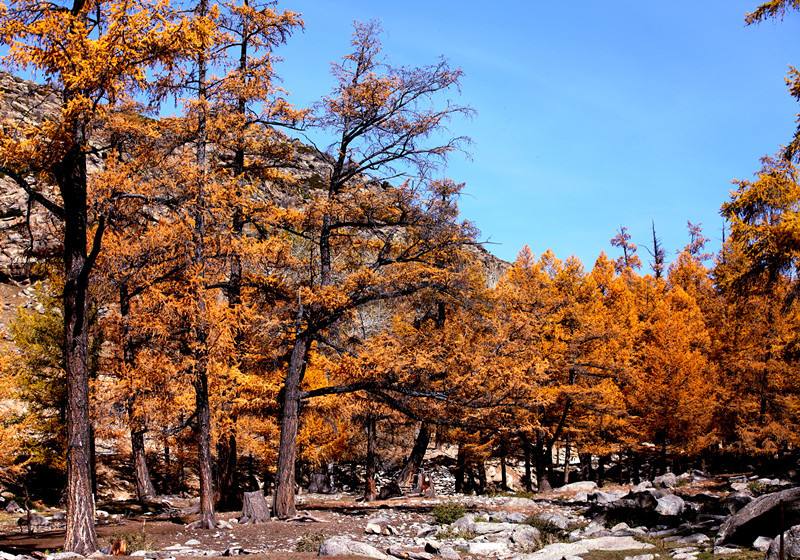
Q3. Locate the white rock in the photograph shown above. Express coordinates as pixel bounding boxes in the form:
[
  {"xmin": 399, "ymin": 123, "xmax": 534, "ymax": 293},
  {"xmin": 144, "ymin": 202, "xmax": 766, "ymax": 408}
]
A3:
[
  {"xmin": 753, "ymin": 536, "xmax": 773, "ymax": 552},
  {"xmin": 557, "ymin": 481, "xmax": 598, "ymax": 493},
  {"xmin": 184, "ymin": 539, "xmax": 202, "ymax": 546},
  {"xmin": 624, "ymin": 555, "xmax": 654, "ymax": 560},
  {"xmin": 467, "ymin": 542, "xmax": 510, "ymax": 557},
  {"xmin": 473, "ymin": 522, "xmax": 519, "ymax": 535},
  {"xmin": 46, "ymin": 554, "xmax": 84, "ymax": 560},
  {"xmin": 653, "ymin": 473, "xmax": 678, "ymax": 488}
]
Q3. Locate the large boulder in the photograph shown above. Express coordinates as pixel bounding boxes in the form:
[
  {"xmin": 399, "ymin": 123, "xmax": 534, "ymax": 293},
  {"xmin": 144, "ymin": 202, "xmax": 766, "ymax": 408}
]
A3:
[
  {"xmin": 716, "ymin": 487, "xmax": 800, "ymax": 546},
  {"xmin": 766, "ymin": 526, "xmax": 800, "ymax": 560},
  {"xmin": 319, "ymin": 536, "xmax": 392, "ymax": 560}
]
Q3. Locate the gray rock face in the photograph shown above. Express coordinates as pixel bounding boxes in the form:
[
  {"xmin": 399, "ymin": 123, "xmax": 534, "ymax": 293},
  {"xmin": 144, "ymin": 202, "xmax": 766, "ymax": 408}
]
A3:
[
  {"xmin": 766, "ymin": 526, "xmax": 800, "ymax": 560},
  {"xmin": 717, "ymin": 486, "xmax": 800, "ymax": 545},
  {"xmin": 319, "ymin": 536, "xmax": 392, "ymax": 560},
  {"xmin": 754, "ymin": 536, "xmax": 774, "ymax": 552}
]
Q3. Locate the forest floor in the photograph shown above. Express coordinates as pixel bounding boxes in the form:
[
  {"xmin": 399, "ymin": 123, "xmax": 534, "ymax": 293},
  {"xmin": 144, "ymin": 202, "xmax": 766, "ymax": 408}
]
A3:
[{"xmin": 0, "ymin": 476, "xmax": 782, "ymax": 560}]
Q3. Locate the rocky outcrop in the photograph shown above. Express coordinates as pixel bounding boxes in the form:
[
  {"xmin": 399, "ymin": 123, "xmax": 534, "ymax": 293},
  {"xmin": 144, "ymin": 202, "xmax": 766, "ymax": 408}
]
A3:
[{"xmin": 0, "ymin": 73, "xmax": 62, "ymax": 279}]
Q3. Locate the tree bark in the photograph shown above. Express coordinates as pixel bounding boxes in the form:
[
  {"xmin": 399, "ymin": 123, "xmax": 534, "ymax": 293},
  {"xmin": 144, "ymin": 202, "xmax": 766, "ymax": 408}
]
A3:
[
  {"xmin": 58, "ymin": 131, "xmax": 97, "ymax": 555},
  {"xmin": 364, "ymin": 416, "xmax": 378, "ymax": 502},
  {"xmin": 455, "ymin": 444, "xmax": 466, "ymax": 494},
  {"xmin": 500, "ymin": 456, "xmax": 508, "ymax": 490},
  {"xmin": 239, "ymin": 490, "xmax": 269, "ymax": 524},
  {"xmin": 534, "ymin": 438, "xmax": 552, "ymax": 493},
  {"xmin": 273, "ymin": 336, "xmax": 309, "ymax": 518},
  {"xmin": 397, "ymin": 422, "xmax": 431, "ymax": 487},
  {"xmin": 132, "ymin": 429, "xmax": 156, "ymax": 501}
]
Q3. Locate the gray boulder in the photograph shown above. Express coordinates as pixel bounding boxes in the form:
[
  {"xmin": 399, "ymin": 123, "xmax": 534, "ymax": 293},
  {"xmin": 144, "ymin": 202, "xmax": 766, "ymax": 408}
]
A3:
[
  {"xmin": 655, "ymin": 494, "xmax": 685, "ymax": 517},
  {"xmin": 716, "ymin": 486, "xmax": 800, "ymax": 545},
  {"xmin": 766, "ymin": 526, "xmax": 800, "ymax": 560}
]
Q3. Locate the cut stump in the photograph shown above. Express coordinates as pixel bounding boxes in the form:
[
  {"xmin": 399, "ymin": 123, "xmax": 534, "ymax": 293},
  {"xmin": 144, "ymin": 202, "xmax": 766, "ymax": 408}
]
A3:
[{"xmin": 239, "ymin": 491, "xmax": 270, "ymax": 524}]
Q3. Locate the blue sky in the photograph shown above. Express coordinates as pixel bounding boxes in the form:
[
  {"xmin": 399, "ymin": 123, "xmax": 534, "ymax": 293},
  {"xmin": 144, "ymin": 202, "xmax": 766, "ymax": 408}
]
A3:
[{"xmin": 274, "ymin": 1, "xmax": 800, "ymax": 267}]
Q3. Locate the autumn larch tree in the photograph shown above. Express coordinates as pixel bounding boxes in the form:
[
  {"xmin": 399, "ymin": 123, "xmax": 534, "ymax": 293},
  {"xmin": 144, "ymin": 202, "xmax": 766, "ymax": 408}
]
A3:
[
  {"xmin": 261, "ymin": 21, "xmax": 471, "ymax": 518},
  {"xmin": 0, "ymin": 0, "xmax": 200, "ymax": 551}
]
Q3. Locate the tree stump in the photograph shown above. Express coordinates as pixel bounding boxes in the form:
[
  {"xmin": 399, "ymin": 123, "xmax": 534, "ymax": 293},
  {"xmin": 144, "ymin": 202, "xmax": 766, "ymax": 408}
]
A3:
[{"xmin": 239, "ymin": 491, "xmax": 270, "ymax": 524}]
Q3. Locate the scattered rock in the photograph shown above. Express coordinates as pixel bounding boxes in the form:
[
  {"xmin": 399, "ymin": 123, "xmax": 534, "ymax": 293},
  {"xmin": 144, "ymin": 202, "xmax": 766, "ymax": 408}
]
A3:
[
  {"xmin": 654, "ymin": 473, "xmax": 678, "ymax": 489},
  {"xmin": 624, "ymin": 555, "xmax": 654, "ymax": 560},
  {"xmin": 466, "ymin": 542, "xmax": 509, "ymax": 557},
  {"xmin": 184, "ymin": 539, "xmax": 202, "ymax": 546},
  {"xmin": 514, "ymin": 536, "xmax": 654, "ymax": 560},
  {"xmin": 45, "ymin": 553, "xmax": 85, "ymax": 560}
]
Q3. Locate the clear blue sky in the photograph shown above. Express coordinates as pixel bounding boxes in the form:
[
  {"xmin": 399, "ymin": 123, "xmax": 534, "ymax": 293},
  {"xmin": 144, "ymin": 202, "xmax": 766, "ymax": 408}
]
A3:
[{"xmin": 274, "ymin": 1, "xmax": 800, "ymax": 267}]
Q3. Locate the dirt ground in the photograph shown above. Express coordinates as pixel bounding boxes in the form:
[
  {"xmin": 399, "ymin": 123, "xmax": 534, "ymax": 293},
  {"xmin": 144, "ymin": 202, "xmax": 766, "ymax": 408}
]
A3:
[{"xmin": 0, "ymin": 500, "xmax": 435, "ymax": 557}]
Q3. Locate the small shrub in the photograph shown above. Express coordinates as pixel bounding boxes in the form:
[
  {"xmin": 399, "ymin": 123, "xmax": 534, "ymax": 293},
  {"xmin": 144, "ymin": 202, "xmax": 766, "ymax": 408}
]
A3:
[
  {"xmin": 108, "ymin": 530, "xmax": 153, "ymax": 553},
  {"xmin": 432, "ymin": 502, "xmax": 466, "ymax": 525},
  {"xmin": 436, "ymin": 527, "xmax": 477, "ymax": 540},
  {"xmin": 296, "ymin": 531, "xmax": 326, "ymax": 553},
  {"xmin": 524, "ymin": 516, "xmax": 564, "ymax": 544},
  {"xmin": 748, "ymin": 481, "xmax": 769, "ymax": 495}
]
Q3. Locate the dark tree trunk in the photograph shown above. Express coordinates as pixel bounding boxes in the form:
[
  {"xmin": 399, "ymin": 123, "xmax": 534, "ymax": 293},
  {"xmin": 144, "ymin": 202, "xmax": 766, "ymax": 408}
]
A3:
[
  {"xmin": 273, "ymin": 337, "xmax": 309, "ymax": 518},
  {"xmin": 598, "ymin": 454, "xmax": 607, "ymax": 487},
  {"xmin": 216, "ymin": 428, "xmax": 239, "ymax": 510},
  {"xmin": 500, "ymin": 456, "xmax": 508, "ymax": 490},
  {"xmin": 364, "ymin": 416, "xmax": 378, "ymax": 502},
  {"xmin": 195, "ymin": 365, "xmax": 216, "ymax": 528},
  {"xmin": 477, "ymin": 461, "xmax": 487, "ymax": 495},
  {"xmin": 535, "ymin": 439, "xmax": 552, "ymax": 493},
  {"xmin": 397, "ymin": 422, "xmax": 431, "ymax": 487},
  {"xmin": 132, "ymin": 429, "xmax": 156, "ymax": 501},
  {"xmin": 192, "ymin": 0, "xmax": 216, "ymax": 528},
  {"xmin": 522, "ymin": 437, "xmax": 532, "ymax": 492},
  {"xmin": 163, "ymin": 437, "xmax": 171, "ymax": 495},
  {"xmin": 58, "ymin": 133, "xmax": 97, "ymax": 555}
]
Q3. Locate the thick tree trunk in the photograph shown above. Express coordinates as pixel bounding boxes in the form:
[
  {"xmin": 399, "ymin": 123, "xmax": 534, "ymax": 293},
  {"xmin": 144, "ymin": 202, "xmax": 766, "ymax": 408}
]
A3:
[
  {"xmin": 273, "ymin": 337, "xmax": 309, "ymax": 518},
  {"xmin": 132, "ymin": 429, "xmax": 156, "ymax": 501},
  {"xmin": 364, "ymin": 416, "xmax": 378, "ymax": 502},
  {"xmin": 477, "ymin": 461, "xmax": 487, "ymax": 495},
  {"xmin": 397, "ymin": 422, "xmax": 431, "ymax": 487},
  {"xmin": 598, "ymin": 454, "xmax": 607, "ymax": 487},
  {"xmin": 239, "ymin": 491, "xmax": 269, "ymax": 524},
  {"xmin": 58, "ymin": 135, "xmax": 97, "ymax": 555}
]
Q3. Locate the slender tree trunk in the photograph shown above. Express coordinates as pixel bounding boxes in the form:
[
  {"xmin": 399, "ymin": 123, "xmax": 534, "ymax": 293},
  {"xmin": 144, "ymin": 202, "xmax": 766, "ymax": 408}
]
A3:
[
  {"xmin": 598, "ymin": 455, "xmax": 607, "ymax": 487},
  {"xmin": 535, "ymin": 438, "xmax": 552, "ymax": 493},
  {"xmin": 364, "ymin": 416, "xmax": 378, "ymax": 502},
  {"xmin": 191, "ymin": 0, "xmax": 215, "ymax": 528},
  {"xmin": 477, "ymin": 461, "xmax": 487, "ymax": 495},
  {"xmin": 163, "ymin": 437, "xmax": 171, "ymax": 495},
  {"xmin": 121, "ymin": 286, "xmax": 157, "ymax": 503},
  {"xmin": 132, "ymin": 429, "xmax": 156, "ymax": 501},
  {"xmin": 397, "ymin": 422, "xmax": 431, "ymax": 487},
  {"xmin": 273, "ymin": 336, "xmax": 309, "ymax": 518},
  {"xmin": 563, "ymin": 437, "xmax": 572, "ymax": 484},
  {"xmin": 500, "ymin": 456, "xmax": 508, "ymax": 490},
  {"xmin": 58, "ymin": 133, "xmax": 97, "ymax": 554},
  {"xmin": 455, "ymin": 444, "xmax": 466, "ymax": 494}
]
